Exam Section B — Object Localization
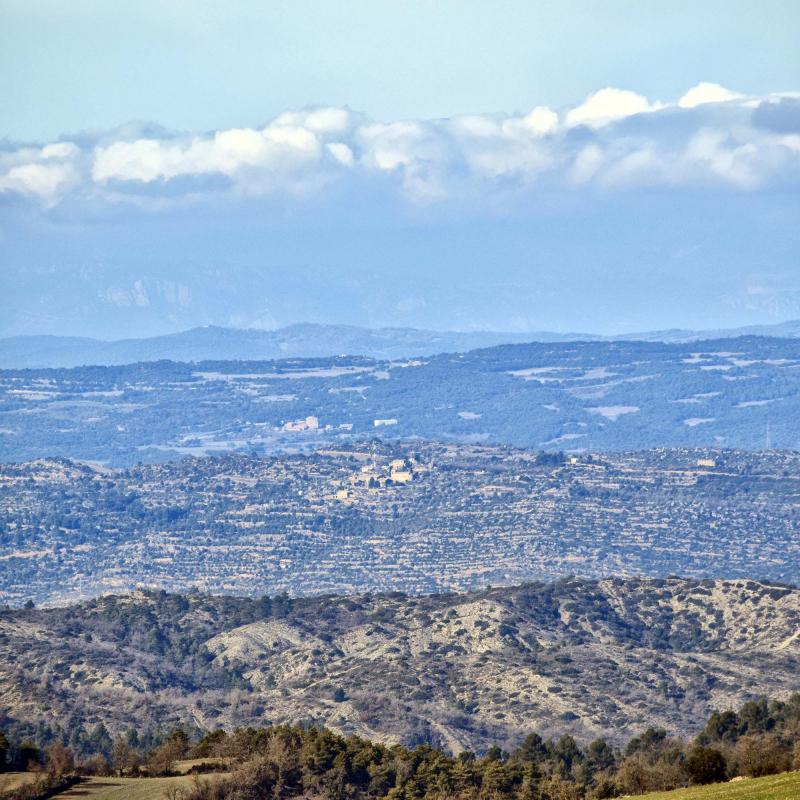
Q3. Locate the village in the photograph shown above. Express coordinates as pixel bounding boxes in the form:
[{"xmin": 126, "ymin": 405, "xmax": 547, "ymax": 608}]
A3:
[{"xmin": 1, "ymin": 443, "xmax": 798, "ymax": 606}]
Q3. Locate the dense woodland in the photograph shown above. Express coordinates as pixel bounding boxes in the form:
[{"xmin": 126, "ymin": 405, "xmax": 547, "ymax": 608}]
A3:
[{"xmin": 2, "ymin": 695, "xmax": 800, "ymax": 799}]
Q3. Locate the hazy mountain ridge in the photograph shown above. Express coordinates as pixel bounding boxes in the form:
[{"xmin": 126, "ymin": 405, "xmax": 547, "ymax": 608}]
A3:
[
  {"xmin": 0, "ymin": 325, "xmax": 575, "ymax": 369},
  {"xmin": 2, "ymin": 319, "xmax": 800, "ymax": 369},
  {"xmin": 1, "ymin": 578, "xmax": 798, "ymax": 754}
]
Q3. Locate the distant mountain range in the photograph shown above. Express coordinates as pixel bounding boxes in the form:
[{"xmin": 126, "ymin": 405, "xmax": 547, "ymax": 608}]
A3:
[
  {"xmin": 623, "ymin": 319, "xmax": 800, "ymax": 343},
  {"xmin": 0, "ymin": 325, "xmax": 573, "ymax": 368},
  {"xmin": 2, "ymin": 319, "xmax": 800, "ymax": 368}
]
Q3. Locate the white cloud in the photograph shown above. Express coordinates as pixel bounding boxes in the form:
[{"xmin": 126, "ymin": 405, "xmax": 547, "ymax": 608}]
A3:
[
  {"xmin": 565, "ymin": 88, "xmax": 659, "ymax": 128},
  {"xmin": 326, "ymin": 142, "xmax": 354, "ymax": 166},
  {"xmin": 357, "ymin": 121, "xmax": 433, "ymax": 171},
  {"xmin": 356, "ymin": 120, "xmax": 451, "ymax": 198},
  {"xmin": 449, "ymin": 114, "xmax": 500, "ymax": 138},
  {"xmin": 0, "ymin": 162, "xmax": 78, "ymax": 203},
  {"xmin": 93, "ymin": 139, "xmax": 180, "ymax": 183},
  {"xmin": 601, "ymin": 146, "xmax": 664, "ymax": 188},
  {"xmin": 678, "ymin": 82, "xmax": 743, "ymax": 109},
  {"xmin": 92, "ymin": 123, "xmax": 321, "ymax": 187},
  {"xmin": 0, "ymin": 140, "xmax": 81, "ymax": 203},
  {"xmin": 683, "ymin": 129, "xmax": 758, "ymax": 187},
  {"xmin": 273, "ymin": 107, "xmax": 354, "ymax": 134},
  {"xmin": 3, "ymin": 85, "xmax": 800, "ymax": 208},
  {"xmin": 516, "ymin": 106, "xmax": 559, "ymax": 136},
  {"xmin": 41, "ymin": 142, "xmax": 80, "ymax": 159},
  {"xmin": 459, "ymin": 134, "xmax": 554, "ymax": 180}
]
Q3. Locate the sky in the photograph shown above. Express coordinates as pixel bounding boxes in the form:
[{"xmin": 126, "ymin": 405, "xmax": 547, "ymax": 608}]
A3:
[
  {"xmin": 3, "ymin": 0, "xmax": 799, "ymax": 142},
  {"xmin": 1, "ymin": 1, "xmax": 799, "ymax": 338}
]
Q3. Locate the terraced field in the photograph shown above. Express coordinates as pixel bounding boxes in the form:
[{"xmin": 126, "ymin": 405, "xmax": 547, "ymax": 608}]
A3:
[{"xmin": 4, "ymin": 444, "xmax": 800, "ymax": 606}]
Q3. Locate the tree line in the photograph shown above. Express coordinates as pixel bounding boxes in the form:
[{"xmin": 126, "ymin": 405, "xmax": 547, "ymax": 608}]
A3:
[{"xmin": 2, "ymin": 694, "xmax": 800, "ymax": 799}]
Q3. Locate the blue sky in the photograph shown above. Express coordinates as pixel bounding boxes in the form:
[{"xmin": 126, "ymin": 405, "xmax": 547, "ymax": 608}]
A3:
[
  {"xmin": 3, "ymin": 0, "xmax": 798, "ymax": 141},
  {"xmin": 1, "ymin": 1, "xmax": 799, "ymax": 338}
]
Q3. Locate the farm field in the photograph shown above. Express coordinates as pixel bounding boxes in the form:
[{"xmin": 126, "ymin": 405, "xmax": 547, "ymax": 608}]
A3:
[
  {"xmin": 48, "ymin": 774, "xmax": 226, "ymax": 799},
  {"xmin": 0, "ymin": 773, "xmax": 38, "ymax": 792},
  {"xmin": 40, "ymin": 769, "xmax": 800, "ymax": 800}
]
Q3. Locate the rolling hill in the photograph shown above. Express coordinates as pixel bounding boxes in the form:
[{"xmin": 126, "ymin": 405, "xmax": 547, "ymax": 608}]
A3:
[
  {"xmin": 2, "ymin": 336, "xmax": 800, "ymax": 464},
  {"xmin": 2, "ymin": 578, "xmax": 799, "ymax": 754}
]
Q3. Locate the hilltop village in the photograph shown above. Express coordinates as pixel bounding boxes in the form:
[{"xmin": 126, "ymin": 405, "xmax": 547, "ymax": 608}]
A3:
[{"xmin": 1, "ymin": 443, "xmax": 798, "ymax": 606}]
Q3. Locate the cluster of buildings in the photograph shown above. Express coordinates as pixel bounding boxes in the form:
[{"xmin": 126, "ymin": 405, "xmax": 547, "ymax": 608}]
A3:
[
  {"xmin": 335, "ymin": 458, "xmax": 417, "ymax": 500},
  {"xmin": 282, "ymin": 415, "xmax": 320, "ymax": 432}
]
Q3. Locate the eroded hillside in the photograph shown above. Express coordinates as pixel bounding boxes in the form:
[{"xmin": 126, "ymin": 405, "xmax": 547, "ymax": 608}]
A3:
[{"xmin": 1, "ymin": 578, "xmax": 798, "ymax": 753}]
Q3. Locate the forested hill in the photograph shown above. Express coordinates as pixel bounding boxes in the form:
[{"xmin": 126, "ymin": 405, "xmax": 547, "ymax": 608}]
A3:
[
  {"xmin": 2, "ymin": 336, "xmax": 800, "ymax": 464},
  {"xmin": 2, "ymin": 577, "xmax": 798, "ymax": 755}
]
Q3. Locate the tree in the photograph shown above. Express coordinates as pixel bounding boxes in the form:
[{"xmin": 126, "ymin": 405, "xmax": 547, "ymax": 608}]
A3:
[
  {"xmin": 551, "ymin": 735, "xmax": 583, "ymax": 779},
  {"xmin": 538, "ymin": 774, "xmax": 582, "ymax": 800},
  {"xmin": 193, "ymin": 729, "xmax": 227, "ymax": 759},
  {"xmin": 111, "ymin": 736, "xmax": 141, "ymax": 776},
  {"xmin": 625, "ymin": 727, "xmax": 667, "ymax": 757},
  {"xmin": 46, "ymin": 742, "xmax": 75, "ymax": 776},
  {"xmin": 480, "ymin": 758, "xmax": 515, "ymax": 796},
  {"xmin": 80, "ymin": 754, "xmax": 109, "ymax": 776},
  {"xmin": 696, "ymin": 710, "xmax": 739, "ymax": 745},
  {"xmin": 734, "ymin": 734, "xmax": 789, "ymax": 778},
  {"xmin": 11, "ymin": 741, "xmax": 42, "ymax": 772},
  {"xmin": 87, "ymin": 722, "xmax": 113, "ymax": 764},
  {"xmin": 147, "ymin": 729, "xmax": 190, "ymax": 776},
  {"xmin": 516, "ymin": 732, "xmax": 547, "ymax": 765},
  {"xmin": 685, "ymin": 745, "xmax": 726, "ymax": 785},
  {"xmin": 586, "ymin": 738, "xmax": 615, "ymax": 772},
  {"xmin": 737, "ymin": 698, "xmax": 772, "ymax": 736},
  {"xmin": 614, "ymin": 754, "xmax": 650, "ymax": 796}
]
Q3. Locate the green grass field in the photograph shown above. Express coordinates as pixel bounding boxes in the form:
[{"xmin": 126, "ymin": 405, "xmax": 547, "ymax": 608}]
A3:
[
  {"xmin": 641, "ymin": 770, "xmax": 800, "ymax": 800},
  {"xmin": 3, "ymin": 768, "xmax": 795, "ymax": 800}
]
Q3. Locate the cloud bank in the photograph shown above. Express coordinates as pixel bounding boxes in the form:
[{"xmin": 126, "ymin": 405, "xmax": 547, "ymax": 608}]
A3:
[{"xmin": 2, "ymin": 83, "xmax": 800, "ymax": 209}]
